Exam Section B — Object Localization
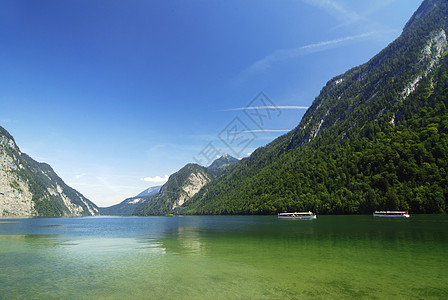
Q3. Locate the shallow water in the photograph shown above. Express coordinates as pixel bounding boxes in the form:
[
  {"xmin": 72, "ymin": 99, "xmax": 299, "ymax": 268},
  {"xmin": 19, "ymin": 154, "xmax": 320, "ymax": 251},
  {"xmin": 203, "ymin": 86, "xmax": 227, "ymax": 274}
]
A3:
[{"xmin": 0, "ymin": 215, "xmax": 447, "ymax": 299}]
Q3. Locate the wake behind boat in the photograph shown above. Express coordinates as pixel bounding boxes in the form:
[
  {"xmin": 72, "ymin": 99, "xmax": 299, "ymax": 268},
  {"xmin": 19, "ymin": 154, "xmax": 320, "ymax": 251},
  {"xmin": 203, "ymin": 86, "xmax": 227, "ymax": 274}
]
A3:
[
  {"xmin": 373, "ymin": 211, "xmax": 410, "ymax": 218},
  {"xmin": 278, "ymin": 211, "xmax": 316, "ymax": 219}
]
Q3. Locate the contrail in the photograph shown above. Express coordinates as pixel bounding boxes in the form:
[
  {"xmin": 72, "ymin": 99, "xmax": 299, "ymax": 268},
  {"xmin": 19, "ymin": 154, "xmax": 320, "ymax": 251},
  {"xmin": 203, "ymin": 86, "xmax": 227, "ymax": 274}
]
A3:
[
  {"xmin": 222, "ymin": 105, "xmax": 309, "ymax": 111},
  {"xmin": 237, "ymin": 129, "xmax": 292, "ymax": 133}
]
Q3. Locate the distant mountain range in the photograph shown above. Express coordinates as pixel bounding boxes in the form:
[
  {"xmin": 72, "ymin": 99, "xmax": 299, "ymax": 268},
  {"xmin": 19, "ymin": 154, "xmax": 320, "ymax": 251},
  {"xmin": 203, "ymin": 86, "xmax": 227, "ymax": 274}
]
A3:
[
  {"xmin": 99, "ymin": 186, "xmax": 161, "ymax": 216},
  {"xmin": 135, "ymin": 186, "xmax": 162, "ymax": 198},
  {"xmin": 0, "ymin": 126, "xmax": 99, "ymax": 217},
  {"xmin": 180, "ymin": 0, "xmax": 448, "ymax": 215}
]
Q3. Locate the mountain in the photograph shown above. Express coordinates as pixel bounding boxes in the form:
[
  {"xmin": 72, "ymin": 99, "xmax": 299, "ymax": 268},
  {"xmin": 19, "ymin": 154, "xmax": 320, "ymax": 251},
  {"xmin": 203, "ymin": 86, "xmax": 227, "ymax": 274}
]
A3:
[
  {"xmin": 181, "ymin": 0, "xmax": 448, "ymax": 215},
  {"xmin": 208, "ymin": 154, "xmax": 239, "ymax": 174},
  {"xmin": 133, "ymin": 154, "xmax": 238, "ymax": 216},
  {"xmin": 135, "ymin": 186, "xmax": 162, "ymax": 198},
  {"xmin": 0, "ymin": 126, "xmax": 99, "ymax": 216},
  {"xmin": 99, "ymin": 185, "xmax": 161, "ymax": 216}
]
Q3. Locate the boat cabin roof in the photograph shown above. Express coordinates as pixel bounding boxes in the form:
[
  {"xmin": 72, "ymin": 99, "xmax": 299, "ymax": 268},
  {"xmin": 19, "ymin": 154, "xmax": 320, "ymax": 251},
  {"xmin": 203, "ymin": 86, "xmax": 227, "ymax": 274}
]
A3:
[
  {"xmin": 374, "ymin": 211, "xmax": 408, "ymax": 214},
  {"xmin": 278, "ymin": 211, "xmax": 314, "ymax": 215}
]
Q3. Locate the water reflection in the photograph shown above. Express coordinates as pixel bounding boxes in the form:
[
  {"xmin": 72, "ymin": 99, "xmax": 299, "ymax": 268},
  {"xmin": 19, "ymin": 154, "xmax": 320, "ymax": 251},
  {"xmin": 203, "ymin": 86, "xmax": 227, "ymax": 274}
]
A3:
[
  {"xmin": 0, "ymin": 234, "xmax": 66, "ymax": 250},
  {"xmin": 0, "ymin": 215, "xmax": 447, "ymax": 299},
  {"xmin": 39, "ymin": 224, "xmax": 64, "ymax": 228},
  {"xmin": 159, "ymin": 226, "xmax": 206, "ymax": 256}
]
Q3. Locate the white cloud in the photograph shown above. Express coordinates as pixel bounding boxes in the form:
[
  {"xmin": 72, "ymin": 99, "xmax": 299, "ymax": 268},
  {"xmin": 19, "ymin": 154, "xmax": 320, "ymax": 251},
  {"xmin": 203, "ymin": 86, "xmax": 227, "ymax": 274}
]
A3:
[{"xmin": 140, "ymin": 175, "xmax": 169, "ymax": 183}]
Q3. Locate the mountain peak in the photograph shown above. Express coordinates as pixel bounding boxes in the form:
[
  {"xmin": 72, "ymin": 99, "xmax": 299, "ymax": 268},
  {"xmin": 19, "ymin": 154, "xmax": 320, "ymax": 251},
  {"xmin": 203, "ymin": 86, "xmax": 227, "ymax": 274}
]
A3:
[{"xmin": 208, "ymin": 154, "xmax": 239, "ymax": 171}]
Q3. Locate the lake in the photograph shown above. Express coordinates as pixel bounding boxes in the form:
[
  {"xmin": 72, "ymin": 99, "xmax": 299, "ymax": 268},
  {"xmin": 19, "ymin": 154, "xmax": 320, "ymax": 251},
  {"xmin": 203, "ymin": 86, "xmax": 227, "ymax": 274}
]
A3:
[{"xmin": 0, "ymin": 215, "xmax": 447, "ymax": 299}]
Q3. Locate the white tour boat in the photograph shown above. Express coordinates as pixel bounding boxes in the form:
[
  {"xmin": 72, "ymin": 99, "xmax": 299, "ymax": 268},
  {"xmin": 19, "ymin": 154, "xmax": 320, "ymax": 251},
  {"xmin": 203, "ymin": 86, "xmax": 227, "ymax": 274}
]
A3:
[
  {"xmin": 278, "ymin": 211, "xmax": 316, "ymax": 219},
  {"xmin": 373, "ymin": 211, "xmax": 410, "ymax": 218}
]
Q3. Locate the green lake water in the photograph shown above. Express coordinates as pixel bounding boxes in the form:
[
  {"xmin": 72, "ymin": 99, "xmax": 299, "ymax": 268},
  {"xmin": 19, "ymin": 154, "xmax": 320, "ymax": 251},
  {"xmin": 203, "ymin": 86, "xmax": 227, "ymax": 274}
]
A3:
[{"xmin": 0, "ymin": 215, "xmax": 447, "ymax": 299}]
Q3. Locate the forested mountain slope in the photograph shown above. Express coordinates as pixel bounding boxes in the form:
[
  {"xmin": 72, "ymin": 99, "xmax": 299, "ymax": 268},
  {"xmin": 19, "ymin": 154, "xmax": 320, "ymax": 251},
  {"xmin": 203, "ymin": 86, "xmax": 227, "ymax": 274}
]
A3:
[{"xmin": 182, "ymin": 0, "xmax": 448, "ymax": 215}]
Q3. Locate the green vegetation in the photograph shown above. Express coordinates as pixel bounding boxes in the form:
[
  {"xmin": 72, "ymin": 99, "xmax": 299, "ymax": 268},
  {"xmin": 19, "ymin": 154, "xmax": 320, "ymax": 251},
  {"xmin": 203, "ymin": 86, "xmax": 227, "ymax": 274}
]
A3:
[{"xmin": 180, "ymin": 0, "xmax": 448, "ymax": 215}]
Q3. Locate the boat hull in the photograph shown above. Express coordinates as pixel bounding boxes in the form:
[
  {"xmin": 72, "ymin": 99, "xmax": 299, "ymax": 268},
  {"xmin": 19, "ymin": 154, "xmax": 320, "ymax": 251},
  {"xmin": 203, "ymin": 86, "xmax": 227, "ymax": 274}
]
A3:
[
  {"xmin": 373, "ymin": 212, "xmax": 410, "ymax": 218},
  {"xmin": 278, "ymin": 215, "xmax": 317, "ymax": 220}
]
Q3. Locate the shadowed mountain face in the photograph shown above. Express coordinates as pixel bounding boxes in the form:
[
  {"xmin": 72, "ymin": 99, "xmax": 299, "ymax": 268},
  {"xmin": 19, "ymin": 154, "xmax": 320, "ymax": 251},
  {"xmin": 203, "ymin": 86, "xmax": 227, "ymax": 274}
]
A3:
[
  {"xmin": 181, "ymin": 0, "xmax": 448, "ymax": 215},
  {"xmin": 0, "ymin": 126, "xmax": 99, "ymax": 217}
]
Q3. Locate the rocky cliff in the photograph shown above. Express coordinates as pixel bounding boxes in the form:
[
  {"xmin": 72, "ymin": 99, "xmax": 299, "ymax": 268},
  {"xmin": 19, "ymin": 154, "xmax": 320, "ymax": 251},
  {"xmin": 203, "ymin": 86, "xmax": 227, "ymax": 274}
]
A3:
[{"xmin": 0, "ymin": 126, "xmax": 99, "ymax": 216}]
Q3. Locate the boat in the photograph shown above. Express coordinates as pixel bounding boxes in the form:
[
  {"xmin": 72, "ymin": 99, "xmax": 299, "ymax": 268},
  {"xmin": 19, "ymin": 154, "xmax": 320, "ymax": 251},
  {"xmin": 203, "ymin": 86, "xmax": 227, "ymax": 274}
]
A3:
[
  {"xmin": 278, "ymin": 211, "xmax": 316, "ymax": 219},
  {"xmin": 373, "ymin": 211, "xmax": 410, "ymax": 218}
]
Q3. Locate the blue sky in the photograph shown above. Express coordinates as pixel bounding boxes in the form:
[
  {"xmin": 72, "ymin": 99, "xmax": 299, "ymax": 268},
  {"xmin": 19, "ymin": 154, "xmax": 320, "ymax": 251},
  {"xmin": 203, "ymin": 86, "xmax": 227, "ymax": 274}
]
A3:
[{"xmin": 0, "ymin": 0, "xmax": 423, "ymax": 207}]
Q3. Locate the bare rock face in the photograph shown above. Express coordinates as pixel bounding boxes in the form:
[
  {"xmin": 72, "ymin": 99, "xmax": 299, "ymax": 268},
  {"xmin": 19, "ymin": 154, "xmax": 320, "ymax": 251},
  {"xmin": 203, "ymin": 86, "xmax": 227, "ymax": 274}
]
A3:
[
  {"xmin": 0, "ymin": 144, "xmax": 35, "ymax": 216},
  {"xmin": 402, "ymin": 29, "xmax": 447, "ymax": 98},
  {"xmin": 0, "ymin": 126, "xmax": 99, "ymax": 217},
  {"xmin": 171, "ymin": 171, "xmax": 211, "ymax": 209}
]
